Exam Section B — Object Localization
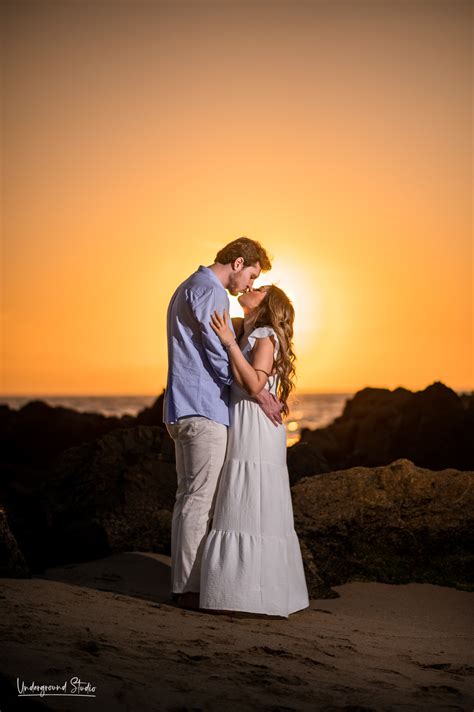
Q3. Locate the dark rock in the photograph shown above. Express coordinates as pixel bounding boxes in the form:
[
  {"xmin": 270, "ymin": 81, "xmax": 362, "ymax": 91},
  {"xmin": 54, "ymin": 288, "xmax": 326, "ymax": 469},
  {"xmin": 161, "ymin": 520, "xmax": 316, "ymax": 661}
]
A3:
[
  {"xmin": 289, "ymin": 382, "xmax": 474, "ymax": 483},
  {"xmin": 42, "ymin": 425, "xmax": 176, "ymax": 565},
  {"xmin": 298, "ymin": 538, "xmax": 338, "ymax": 599},
  {"xmin": 2, "ymin": 386, "xmax": 472, "ymax": 599},
  {"xmin": 135, "ymin": 391, "xmax": 166, "ymax": 426},
  {"xmin": 4, "ymin": 425, "xmax": 176, "ymax": 572},
  {"xmin": 0, "ymin": 508, "xmax": 31, "ymax": 578},
  {"xmin": 287, "ymin": 442, "xmax": 331, "ymax": 485},
  {"xmin": 0, "ymin": 400, "xmax": 121, "ymax": 469},
  {"xmin": 0, "ymin": 391, "xmax": 175, "ymax": 571},
  {"xmin": 292, "ymin": 458, "xmax": 474, "ymax": 597},
  {"xmin": 0, "ymin": 390, "xmax": 169, "ymax": 474}
]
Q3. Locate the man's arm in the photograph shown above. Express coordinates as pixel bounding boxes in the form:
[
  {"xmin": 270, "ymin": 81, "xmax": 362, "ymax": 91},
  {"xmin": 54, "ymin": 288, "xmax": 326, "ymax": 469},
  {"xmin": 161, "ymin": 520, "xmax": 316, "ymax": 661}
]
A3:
[
  {"xmin": 189, "ymin": 287, "xmax": 234, "ymax": 386},
  {"xmin": 254, "ymin": 389, "xmax": 283, "ymax": 426}
]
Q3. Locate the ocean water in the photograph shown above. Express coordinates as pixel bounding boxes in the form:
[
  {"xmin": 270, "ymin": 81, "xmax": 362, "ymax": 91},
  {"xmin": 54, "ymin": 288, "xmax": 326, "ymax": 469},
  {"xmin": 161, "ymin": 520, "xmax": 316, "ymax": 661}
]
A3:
[{"xmin": 0, "ymin": 392, "xmax": 354, "ymax": 446}]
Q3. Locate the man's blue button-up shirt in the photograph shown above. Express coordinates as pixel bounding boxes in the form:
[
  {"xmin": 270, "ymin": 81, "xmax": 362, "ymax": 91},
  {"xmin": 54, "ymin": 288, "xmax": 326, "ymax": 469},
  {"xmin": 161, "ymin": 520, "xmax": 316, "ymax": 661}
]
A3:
[{"xmin": 163, "ymin": 265, "xmax": 236, "ymax": 427}]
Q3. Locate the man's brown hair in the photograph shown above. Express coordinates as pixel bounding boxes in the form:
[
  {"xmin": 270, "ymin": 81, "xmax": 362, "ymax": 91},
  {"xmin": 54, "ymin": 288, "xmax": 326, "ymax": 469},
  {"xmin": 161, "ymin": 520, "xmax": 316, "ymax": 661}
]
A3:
[{"xmin": 215, "ymin": 237, "xmax": 272, "ymax": 272}]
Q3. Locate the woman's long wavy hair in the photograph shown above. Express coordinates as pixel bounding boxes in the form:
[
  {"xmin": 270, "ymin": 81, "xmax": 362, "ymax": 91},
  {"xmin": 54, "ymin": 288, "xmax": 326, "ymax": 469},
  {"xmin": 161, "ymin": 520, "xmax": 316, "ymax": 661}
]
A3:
[{"xmin": 251, "ymin": 285, "xmax": 296, "ymax": 417}]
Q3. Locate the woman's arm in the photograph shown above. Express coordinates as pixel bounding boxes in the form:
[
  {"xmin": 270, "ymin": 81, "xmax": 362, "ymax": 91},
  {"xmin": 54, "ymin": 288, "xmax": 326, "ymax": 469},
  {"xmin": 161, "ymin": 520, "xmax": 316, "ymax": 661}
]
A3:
[
  {"xmin": 210, "ymin": 310, "xmax": 274, "ymax": 397},
  {"xmin": 230, "ymin": 337, "xmax": 274, "ymax": 397}
]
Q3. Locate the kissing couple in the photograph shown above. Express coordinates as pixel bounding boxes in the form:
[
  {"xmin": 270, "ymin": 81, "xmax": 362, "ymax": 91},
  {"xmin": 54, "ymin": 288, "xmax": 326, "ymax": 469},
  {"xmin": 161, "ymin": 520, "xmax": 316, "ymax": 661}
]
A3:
[{"xmin": 163, "ymin": 237, "xmax": 310, "ymax": 618}]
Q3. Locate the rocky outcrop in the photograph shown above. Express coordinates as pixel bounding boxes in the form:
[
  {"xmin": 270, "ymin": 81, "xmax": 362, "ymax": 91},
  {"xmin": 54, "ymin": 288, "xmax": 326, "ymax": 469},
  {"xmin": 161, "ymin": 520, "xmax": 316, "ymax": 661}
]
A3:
[
  {"xmin": 292, "ymin": 458, "xmax": 474, "ymax": 598},
  {"xmin": 3, "ymin": 435, "xmax": 473, "ymax": 603},
  {"xmin": 0, "ymin": 509, "xmax": 31, "ymax": 578},
  {"xmin": 2, "ymin": 386, "xmax": 473, "ymax": 601},
  {"xmin": 288, "ymin": 382, "xmax": 474, "ymax": 483},
  {"xmin": 134, "ymin": 394, "xmax": 166, "ymax": 427},
  {"xmin": 0, "ymin": 391, "xmax": 173, "ymax": 573},
  {"xmin": 3, "ymin": 425, "xmax": 176, "ymax": 573},
  {"xmin": 0, "ymin": 392, "xmax": 166, "ymax": 471}
]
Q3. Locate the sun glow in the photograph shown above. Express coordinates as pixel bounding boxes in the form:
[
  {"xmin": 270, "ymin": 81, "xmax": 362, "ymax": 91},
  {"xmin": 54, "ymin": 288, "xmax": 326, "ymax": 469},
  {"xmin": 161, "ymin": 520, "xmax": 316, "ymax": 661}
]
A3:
[
  {"xmin": 228, "ymin": 255, "xmax": 321, "ymax": 356},
  {"xmin": 2, "ymin": 1, "xmax": 471, "ymax": 396}
]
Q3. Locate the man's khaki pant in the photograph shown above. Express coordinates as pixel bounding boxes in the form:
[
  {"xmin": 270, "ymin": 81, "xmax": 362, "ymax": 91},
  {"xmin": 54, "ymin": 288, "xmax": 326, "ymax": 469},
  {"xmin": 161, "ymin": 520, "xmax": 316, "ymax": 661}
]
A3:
[{"xmin": 166, "ymin": 416, "xmax": 228, "ymax": 594}]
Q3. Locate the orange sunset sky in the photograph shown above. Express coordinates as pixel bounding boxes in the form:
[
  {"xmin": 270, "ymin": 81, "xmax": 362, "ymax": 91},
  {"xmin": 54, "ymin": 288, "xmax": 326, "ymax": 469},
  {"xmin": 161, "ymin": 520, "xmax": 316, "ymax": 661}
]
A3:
[{"xmin": 1, "ymin": 0, "xmax": 472, "ymax": 396}]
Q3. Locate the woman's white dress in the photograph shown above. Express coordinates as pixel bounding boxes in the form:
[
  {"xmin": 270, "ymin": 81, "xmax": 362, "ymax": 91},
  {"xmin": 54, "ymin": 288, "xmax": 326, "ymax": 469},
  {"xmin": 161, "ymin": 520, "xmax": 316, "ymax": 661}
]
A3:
[{"xmin": 199, "ymin": 326, "xmax": 310, "ymax": 618}]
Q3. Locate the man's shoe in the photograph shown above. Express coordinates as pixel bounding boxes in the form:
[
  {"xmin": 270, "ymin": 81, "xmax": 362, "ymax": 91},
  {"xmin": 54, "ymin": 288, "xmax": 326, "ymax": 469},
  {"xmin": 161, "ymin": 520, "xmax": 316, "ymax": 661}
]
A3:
[{"xmin": 177, "ymin": 591, "xmax": 200, "ymax": 610}]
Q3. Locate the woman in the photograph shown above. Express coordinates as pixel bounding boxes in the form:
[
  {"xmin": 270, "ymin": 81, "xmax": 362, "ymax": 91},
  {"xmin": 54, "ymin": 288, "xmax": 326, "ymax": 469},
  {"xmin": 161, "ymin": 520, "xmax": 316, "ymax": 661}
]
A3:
[{"xmin": 199, "ymin": 284, "xmax": 310, "ymax": 618}]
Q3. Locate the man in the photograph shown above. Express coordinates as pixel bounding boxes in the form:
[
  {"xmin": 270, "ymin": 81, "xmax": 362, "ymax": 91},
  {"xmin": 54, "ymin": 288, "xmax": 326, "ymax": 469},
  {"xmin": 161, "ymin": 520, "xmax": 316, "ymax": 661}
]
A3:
[{"xmin": 163, "ymin": 236, "xmax": 282, "ymax": 611}]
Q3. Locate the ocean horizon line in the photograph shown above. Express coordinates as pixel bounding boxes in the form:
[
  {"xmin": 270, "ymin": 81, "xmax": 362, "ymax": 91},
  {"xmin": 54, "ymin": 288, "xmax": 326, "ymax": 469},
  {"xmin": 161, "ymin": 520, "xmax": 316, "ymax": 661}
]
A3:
[{"xmin": 1, "ymin": 387, "xmax": 472, "ymax": 399}]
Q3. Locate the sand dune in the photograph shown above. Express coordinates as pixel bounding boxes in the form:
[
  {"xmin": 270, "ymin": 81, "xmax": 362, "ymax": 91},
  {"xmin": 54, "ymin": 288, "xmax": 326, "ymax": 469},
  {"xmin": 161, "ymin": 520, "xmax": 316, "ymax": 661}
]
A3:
[{"xmin": 0, "ymin": 551, "xmax": 472, "ymax": 711}]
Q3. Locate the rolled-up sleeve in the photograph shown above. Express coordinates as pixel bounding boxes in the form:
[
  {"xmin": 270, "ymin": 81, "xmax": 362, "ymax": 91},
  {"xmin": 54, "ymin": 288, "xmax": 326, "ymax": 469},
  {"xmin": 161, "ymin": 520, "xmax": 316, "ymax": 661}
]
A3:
[{"xmin": 189, "ymin": 286, "xmax": 235, "ymax": 387}]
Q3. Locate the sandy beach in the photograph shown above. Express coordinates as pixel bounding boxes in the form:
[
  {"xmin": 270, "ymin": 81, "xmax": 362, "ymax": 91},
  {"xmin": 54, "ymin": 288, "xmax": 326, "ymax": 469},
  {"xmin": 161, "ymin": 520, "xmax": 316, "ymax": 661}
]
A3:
[{"xmin": 1, "ymin": 551, "xmax": 472, "ymax": 711}]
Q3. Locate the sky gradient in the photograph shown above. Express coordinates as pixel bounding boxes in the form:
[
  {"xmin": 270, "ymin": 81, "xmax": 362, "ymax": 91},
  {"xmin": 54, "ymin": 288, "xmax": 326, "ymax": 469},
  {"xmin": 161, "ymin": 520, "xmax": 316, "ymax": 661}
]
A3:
[{"xmin": 2, "ymin": 0, "xmax": 472, "ymax": 395}]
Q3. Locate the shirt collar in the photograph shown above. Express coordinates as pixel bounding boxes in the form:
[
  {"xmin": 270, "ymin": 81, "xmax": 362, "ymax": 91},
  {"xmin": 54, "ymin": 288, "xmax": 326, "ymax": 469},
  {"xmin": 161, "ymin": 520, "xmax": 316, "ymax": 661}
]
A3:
[{"xmin": 198, "ymin": 265, "xmax": 227, "ymax": 292}]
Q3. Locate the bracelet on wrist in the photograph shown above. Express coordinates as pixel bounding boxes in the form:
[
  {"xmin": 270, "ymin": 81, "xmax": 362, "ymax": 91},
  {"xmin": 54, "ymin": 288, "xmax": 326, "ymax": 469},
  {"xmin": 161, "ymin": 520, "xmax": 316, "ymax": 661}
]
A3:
[{"xmin": 224, "ymin": 339, "xmax": 237, "ymax": 350}]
